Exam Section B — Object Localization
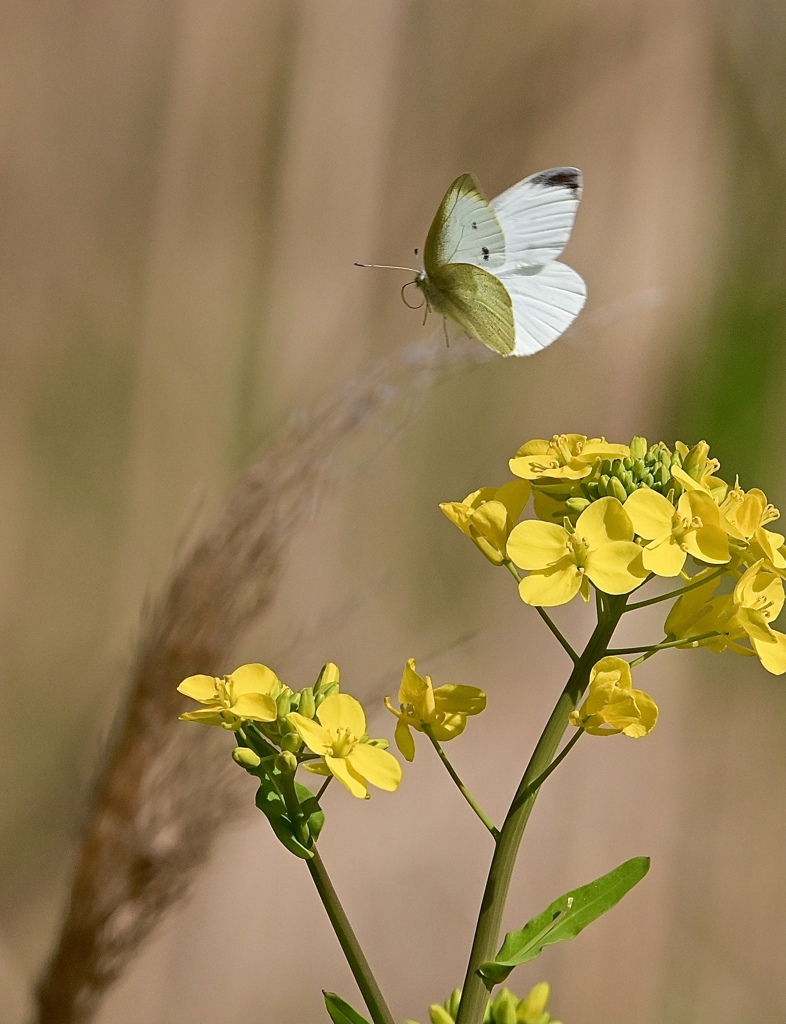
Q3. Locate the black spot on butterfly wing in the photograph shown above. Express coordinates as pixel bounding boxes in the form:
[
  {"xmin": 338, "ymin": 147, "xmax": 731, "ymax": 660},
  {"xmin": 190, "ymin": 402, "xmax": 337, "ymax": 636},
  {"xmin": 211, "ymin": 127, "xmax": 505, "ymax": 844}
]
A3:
[
  {"xmin": 482, "ymin": 246, "xmax": 490, "ymax": 261},
  {"xmin": 472, "ymin": 222, "xmax": 477, "ymax": 229},
  {"xmin": 529, "ymin": 169, "xmax": 581, "ymax": 192}
]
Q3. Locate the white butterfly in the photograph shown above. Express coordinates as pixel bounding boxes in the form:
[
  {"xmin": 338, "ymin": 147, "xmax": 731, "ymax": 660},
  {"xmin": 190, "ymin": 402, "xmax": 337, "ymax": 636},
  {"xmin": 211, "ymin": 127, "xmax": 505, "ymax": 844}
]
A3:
[{"xmin": 357, "ymin": 169, "xmax": 586, "ymax": 357}]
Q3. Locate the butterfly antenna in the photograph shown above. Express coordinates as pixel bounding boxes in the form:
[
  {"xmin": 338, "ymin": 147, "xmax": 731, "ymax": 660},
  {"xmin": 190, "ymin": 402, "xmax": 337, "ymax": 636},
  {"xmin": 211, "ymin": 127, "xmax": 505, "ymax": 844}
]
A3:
[{"xmin": 354, "ymin": 262, "xmax": 419, "ymax": 273}]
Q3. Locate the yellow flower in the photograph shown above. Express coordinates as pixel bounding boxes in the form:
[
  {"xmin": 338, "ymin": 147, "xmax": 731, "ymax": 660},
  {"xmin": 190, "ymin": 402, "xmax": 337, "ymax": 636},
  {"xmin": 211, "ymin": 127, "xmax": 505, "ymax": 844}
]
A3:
[
  {"xmin": 385, "ymin": 658, "xmax": 486, "ymax": 761},
  {"xmin": 624, "ymin": 487, "xmax": 731, "ymax": 577},
  {"xmin": 510, "ymin": 434, "xmax": 629, "ymax": 483},
  {"xmin": 506, "ymin": 497, "xmax": 647, "ymax": 607},
  {"xmin": 665, "ymin": 562, "xmax": 786, "ymax": 674},
  {"xmin": 287, "ymin": 693, "xmax": 402, "ymax": 798},
  {"xmin": 569, "ymin": 657, "xmax": 658, "ymax": 737},
  {"xmin": 177, "ymin": 663, "xmax": 279, "ymax": 730},
  {"xmin": 440, "ymin": 480, "xmax": 531, "ymax": 565},
  {"xmin": 720, "ymin": 482, "xmax": 786, "ymax": 569}
]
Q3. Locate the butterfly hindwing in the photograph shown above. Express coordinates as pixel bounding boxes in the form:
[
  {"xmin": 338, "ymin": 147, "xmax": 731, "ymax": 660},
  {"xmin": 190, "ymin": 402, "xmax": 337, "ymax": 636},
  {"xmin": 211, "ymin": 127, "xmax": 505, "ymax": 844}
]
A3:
[
  {"xmin": 424, "ymin": 174, "xmax": 506, "ymax": 273},
  {"xmin": 494, "ymin": 261, "xmax": 586, "ymax": 356},
  {"xmin": 424, "ymin": 262, "xmax": 515, "ymax": 356},
  {"xmin": 491, "ymin": 167, "xmax": 582, "ymax": 266}
]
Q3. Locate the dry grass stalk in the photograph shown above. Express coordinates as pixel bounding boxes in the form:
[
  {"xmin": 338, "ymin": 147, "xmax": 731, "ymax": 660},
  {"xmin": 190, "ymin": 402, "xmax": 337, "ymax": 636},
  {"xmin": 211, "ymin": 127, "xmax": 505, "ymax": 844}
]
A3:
[{"xmin": 34, "ymin": 336, "xmax": 491, "ymax": 1024}]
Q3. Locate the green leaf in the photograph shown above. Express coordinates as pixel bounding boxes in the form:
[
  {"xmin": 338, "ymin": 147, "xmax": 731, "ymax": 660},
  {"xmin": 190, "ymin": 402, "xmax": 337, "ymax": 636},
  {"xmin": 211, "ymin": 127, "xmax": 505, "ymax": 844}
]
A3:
[
  {"xmin": 295, "ymin": 780, "xmax": 325, "ymax": 841},
  {"xmin": 323, "ymin": 991, "xmax": 372, "ymax": 1024},
  {"xmin": 478, "ymin": 856, "xmax": 650, "ymax": 986},
  {"xmin": 254, "ymin": 777, "xmax": 325, "ymax": 859}
]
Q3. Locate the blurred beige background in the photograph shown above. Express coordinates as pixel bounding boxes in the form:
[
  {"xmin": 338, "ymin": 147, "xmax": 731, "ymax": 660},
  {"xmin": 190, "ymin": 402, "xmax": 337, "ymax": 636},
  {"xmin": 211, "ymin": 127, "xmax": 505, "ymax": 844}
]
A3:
[{"xmin": 2, "ymin": 1, "xmax": 786, "ymax": 1022}]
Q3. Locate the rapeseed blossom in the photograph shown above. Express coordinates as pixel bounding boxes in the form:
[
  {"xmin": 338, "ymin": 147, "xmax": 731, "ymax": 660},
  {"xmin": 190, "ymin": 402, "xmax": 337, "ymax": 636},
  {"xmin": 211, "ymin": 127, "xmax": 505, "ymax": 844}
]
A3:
[
  {"xmin": 570, "ymin": 658, "xmax": 658, "ymax": 737},
  {"xmin": 385, "ymin": 659, "xmax": 486, "ymax": 761},
  {"xmin": 178, "ymin": 663, "xmax": 279, "ymax": 730},
  {"xmin": 439, "ymin": 480, "xmax": 530, "ymax": 565},
  {"xmin": 287, "ymin": 693, "xmax": 402, "ymax": 798}
]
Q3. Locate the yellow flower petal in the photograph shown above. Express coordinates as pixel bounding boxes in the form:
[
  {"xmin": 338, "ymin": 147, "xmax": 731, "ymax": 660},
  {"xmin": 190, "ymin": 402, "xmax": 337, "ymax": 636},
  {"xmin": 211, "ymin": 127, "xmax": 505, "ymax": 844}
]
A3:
[
  {"xmin": 624, "ymin": 488, "xmax": 675, "ymax": 540},
  {"xmin": 229, "ymin": 663, "xmax": 280, "ymax": 696},
  {"xmin": 577, "ymin": 496, "xmax": 634, "ymax": 545},
  {"xmin": 586, "ymin": 541, "xmax": 647, "ymax": 594},
  {"xmin": 642, "ymin": 534, "xmax": 686, "ymax": 577},
  {"xmin": 177, "ymin": 674, "xmax": 219, "ymax": 702},
  {"xmin": 494, "ymin": 479, "xmax": 531, "ymax": 520},
  {"xmin": 394, "ymin": 718, "xmax": 416, "ymax": 761},
  {"xmin": 231, "ymin": 692, "xmax": 277, "ymax": 722},
  {"xmin": 518, "ymin": 561, "xmax": 583, "ymax": 607},
  {"xmin": 287, "ymin": 712, "xmax": 331, "ymax": 755},
  {"xmin": 316, "ymin": 693, "xmax": 366, "ymax": 738},
  {"xmin": 325, "ymin": 754, "xmax": 368, "ymax": 798},
  {"xmin": 347, "ymin": 744, "xmax": 402, "ymax": 792},
  {"xmin": 753, "ymin": 631, "xmax": 786, "ymax": 674},
  {"xmin": 507, "ymin": 520, "xmax": 569, "ymax": 570},
  {"xmin": 399, "ymin": 659, "xmax": 428, "ymax": 704},
  {"xmin": 428, "ymin": 713, "xmax": 467, "ymax": 741},
  {"xmin": 432, "ymin": 684, "xmax": 486, "ymax": 716},
  {"xmin": 178, "ymin": 708, "xmax": 231, "ymax": 727}
]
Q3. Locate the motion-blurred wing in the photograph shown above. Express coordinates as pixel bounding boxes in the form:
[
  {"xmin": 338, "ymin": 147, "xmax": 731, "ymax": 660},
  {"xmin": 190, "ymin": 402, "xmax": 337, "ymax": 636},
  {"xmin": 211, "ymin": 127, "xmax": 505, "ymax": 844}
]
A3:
[
  {"xmin": 424, "ymin": 174, "xmax": 506, "ymax": 273},
  {"xmin": 492, "ymin": 168, "xmax": 582, "ymax": 266}
]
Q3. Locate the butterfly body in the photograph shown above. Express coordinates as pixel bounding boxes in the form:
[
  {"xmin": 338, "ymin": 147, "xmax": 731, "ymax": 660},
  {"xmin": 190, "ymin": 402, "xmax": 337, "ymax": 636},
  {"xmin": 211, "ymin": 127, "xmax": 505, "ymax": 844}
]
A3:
[{"xmin": 408, "ymin": 169, "xmax": 586, "ymax": 356}]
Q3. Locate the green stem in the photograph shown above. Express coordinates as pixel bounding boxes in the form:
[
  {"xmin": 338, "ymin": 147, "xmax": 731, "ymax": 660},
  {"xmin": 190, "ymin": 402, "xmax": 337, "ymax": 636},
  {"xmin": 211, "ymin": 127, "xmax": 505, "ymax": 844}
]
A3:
[
  {"xmin": 425, "ymin": 729, "xmax": 499, "ymax": 838},
  {"xmin": 606, "ymin": 630, "xmax": 720, "ymax": 656},
  {"xmin": 504, "ymin": 560, "xmax": 578, "ymax": 664},
  {"xmin": 509, "ymin": 728, "xmax": 584, "ymax": 815},
  {"xmin": 307, "ymin": 850, "xmax": 395, "ymax": 1024},
  {"xmin": 624, "ymin": 566, "xmax": 726, "ymax": 611},
  {"xmin": 314, "ymin": 775, "xmax": 332, "ymax": 803},
  {"xmin": 454, "ymin": 596, "xmax": 627, "ymax": 1024}
]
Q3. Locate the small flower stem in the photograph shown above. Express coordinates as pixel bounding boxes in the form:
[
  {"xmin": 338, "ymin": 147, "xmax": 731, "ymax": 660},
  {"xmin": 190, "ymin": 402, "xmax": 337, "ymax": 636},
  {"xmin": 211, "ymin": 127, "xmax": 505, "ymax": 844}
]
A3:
[
  {"xmin": 509, "ymin": 728, "xmax": 584, "ymax": 814},
  {"xmin": 314, "ymin": 776, "xmax": 332, "ymax": 803},
  {"xmin": 278, "ymin": 768, "xmax": 311, "ymax": 846},
  {"xmin": 623, "ymin": 566, "xmax": 727, "ymax": 611},
  {"xmin": 504, "ymin": 560, "xmax": 579, "ymax": 664},
  {"xmin": 306, "ymin": 850, "xmax": 395, "ymax": 1024},
  {"xmin": 606, "ymin": 630, "xmax": 720, "ymax": 656},
  {"xmin": 454, "ymin": 595, "xmax": 627, "ymax": 1024},
  {"xmin": 425, "ymin": 729, "xmax": 499, "ymax": 838}
]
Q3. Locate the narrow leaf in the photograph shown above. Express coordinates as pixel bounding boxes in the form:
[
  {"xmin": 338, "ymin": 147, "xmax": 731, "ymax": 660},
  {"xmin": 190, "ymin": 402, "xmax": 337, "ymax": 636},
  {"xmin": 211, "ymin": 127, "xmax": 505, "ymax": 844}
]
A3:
[
  {"xmin": 324, "ymin": 991, "xmax": 373, "ymax": 1024},
  {"xmin": 478, "ymin": 856, "xmax": 650, "ymax": 986}
]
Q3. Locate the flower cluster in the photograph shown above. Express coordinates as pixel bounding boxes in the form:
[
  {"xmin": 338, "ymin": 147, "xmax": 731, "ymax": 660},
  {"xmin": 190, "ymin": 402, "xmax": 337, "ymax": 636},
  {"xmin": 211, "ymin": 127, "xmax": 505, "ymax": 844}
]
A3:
[
  {"xmin": 442, "ymin": 434, "xmax": 786, "ymax": 676},
  {"xmin": 406, "ymin": 982, "xmax": 561, "ymax": 1024},
  {"xmin": 178, "ymin": 661, "xmax": 401, "ymax": 799}
]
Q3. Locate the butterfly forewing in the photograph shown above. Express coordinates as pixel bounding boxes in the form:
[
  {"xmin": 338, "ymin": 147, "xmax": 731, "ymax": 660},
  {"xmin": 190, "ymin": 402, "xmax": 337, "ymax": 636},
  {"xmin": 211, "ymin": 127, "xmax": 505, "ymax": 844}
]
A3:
[
  {"xmin": 425, "ymin": 262, "xmax": 515, "ymax": 356},
  {"xmin": 494, "ymin": 262, "xmax": 586, "ymax": 356},
  {"xmin": 491, "ymin": 167, "xmax": 582, "ymax": 266},
  {"xmin": 424, "ymin": 174, "xmax": 506, "ymax": 273}
]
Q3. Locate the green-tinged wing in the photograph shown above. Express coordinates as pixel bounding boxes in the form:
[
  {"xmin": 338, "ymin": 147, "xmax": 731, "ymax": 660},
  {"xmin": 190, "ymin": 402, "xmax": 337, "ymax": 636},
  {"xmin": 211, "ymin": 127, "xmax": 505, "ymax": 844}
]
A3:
[
  {"xmin": 423, "ymin": 262, "xmax": 515, "ymax": 355},
  {"xmin": 424, "ymin": 174, "xmax": 506, "ymax": 274}
]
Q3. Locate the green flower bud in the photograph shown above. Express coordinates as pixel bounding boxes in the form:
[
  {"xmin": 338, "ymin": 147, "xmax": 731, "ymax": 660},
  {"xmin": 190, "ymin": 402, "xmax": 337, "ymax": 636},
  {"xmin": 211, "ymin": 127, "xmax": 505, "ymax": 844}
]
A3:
[
  {"xmin": 622, "ymin": 456, "xmax": 634, "ymax": 471},
  {"xmin": 599, "ymin": 459, "xmax": 612, "ymax": 477},
  {"xmin": 682, "ymin": 440, "xmax": 710, "ymax": 478},
  {"xmin": 608, "ymin": 476, "xmax": 628, "ymax": 503},
  {"xmin": 274, "ymin": 750, "xmax": 297, "ymax": 773},
  {"xmin": 633, "ymin": 458, "xmax": 647, "ymax": 479},
  {"xmin": 655, "ymin": 464, "xmax": 671, "ymax": 489},
  {"xmin": 491, "ymin": 988, "xmax": 518, "ymax": 1024},
  {"xmin": 630, "ymin": 436, "xmax": 648, "ymax": 460},
  {"xmin": 298, "ymin": 687, "xmax": 316, "ymax": 720},
  {"xmin": 565, "ymin": 496, "xmax": 591, "ymax": 514},
  {"xmin": 596, "ymin": 474, "xmax": 609, "ymax": 497},
  {"xmin": 314, "ymin": 662, "xmax": 340, "ymax": 693},
  {"xmin": 279, "ymin": 732, "xmax": 301, "ymax": 753},
  {"xmin": 428, "ymin": 1004, "xmax": 454, "ymax": 1024},
  {"xmin": 315, "ymin": 680, "xmax": 340, "ymax": 707},
  {"xmin": 364, "ymin": 737, "xmax": 390, "ymax": 750},
  {"xmin": 517, "ymin": 982, "xmax": 551, "ymax": 1024},
  {"xmin": 232, "ymin": 746, "xmax": 262, "ymax": 769},
  {"xmin": 644, "ymin": 472, "xmax": 655, "ymax": 487},
  {"xmin": 445, "ymin": 990, "xmax": 462, "ymax": 1020},
  {"xmin": 276, "ymin": 691, "xmax": 294, "ymax": 718}
]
